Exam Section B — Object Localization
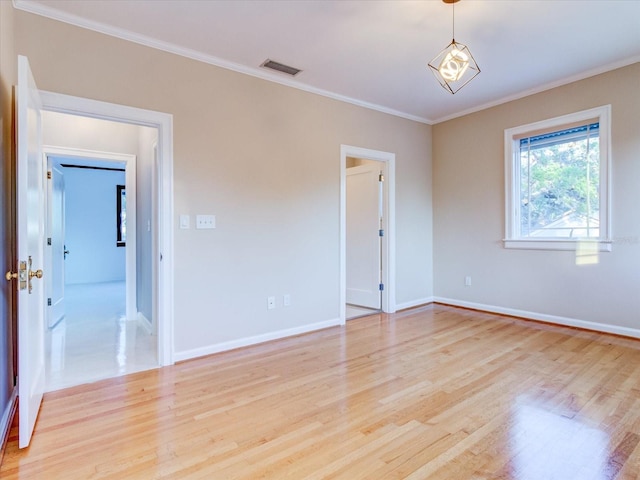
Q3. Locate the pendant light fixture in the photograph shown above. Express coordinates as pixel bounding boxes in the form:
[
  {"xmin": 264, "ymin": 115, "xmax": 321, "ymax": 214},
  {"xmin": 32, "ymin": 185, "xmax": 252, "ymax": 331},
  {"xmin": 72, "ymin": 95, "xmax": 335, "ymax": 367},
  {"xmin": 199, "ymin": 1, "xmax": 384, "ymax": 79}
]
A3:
[{"xmin": 428, "ymin": 0, "xmax": 480, "ymax": 94}]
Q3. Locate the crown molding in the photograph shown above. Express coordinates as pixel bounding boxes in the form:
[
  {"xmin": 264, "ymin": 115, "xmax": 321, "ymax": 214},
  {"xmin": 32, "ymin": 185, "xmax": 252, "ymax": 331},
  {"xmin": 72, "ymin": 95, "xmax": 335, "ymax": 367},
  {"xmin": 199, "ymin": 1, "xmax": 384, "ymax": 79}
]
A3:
[
  {"xmin": 13, "ymin": 0, "xmax": 433, "ymax": 125},
  {"xmin": 432, "ymin": 56, "xmax": 640, "ymax": 124}
]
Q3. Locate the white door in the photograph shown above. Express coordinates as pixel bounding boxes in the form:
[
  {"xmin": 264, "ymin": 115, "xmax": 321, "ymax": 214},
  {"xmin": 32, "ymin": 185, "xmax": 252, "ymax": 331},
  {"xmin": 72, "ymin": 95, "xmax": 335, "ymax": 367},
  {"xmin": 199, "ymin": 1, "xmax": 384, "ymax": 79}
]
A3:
[
  {"xmin": 16, "ymin": 55, "xmax": 46, "ymax": 448},
  {"xmin": 47, "ymin": 159, "xmax": 66, "ymax": 328},
  {"xmin": 346, "ymin": 163, "xmax": 382, "ymax": 309}
]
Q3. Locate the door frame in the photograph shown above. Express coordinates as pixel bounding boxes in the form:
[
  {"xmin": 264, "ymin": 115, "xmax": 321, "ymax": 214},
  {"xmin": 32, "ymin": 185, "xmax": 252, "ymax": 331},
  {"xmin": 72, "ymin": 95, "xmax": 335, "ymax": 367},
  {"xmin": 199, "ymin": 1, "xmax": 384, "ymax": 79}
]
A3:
[
  {"xmin": 44, "ymin": 147, "xmax": 138, "ymax": 323},
  {"xmin": 44, "ymin": 157, "xmax": 65, "ymax": 328},
  {"xmin": 340, "ymin": 145, "xmax": 396, "ymax": 324},
  {"xmin": 39, "ymin": 90, "xmax": 175, "ymax": 366}
]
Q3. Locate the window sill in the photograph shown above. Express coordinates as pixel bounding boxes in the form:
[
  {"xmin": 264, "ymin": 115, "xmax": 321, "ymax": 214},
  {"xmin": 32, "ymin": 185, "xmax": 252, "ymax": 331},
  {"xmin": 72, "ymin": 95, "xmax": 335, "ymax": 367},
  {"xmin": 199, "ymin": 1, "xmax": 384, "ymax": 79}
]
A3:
[{"xmin": 503, "ymin": 239, "xmax": 612, "ymax": 252}]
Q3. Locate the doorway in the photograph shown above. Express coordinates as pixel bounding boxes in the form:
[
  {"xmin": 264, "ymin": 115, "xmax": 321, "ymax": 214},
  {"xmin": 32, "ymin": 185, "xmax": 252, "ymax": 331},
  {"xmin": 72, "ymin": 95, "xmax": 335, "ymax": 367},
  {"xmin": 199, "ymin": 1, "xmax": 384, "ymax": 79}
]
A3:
[
  {"xmin": 345, "ymin": 159, "xmax": 384, "ymax": 319},
  {"xmin": 44, "ymin": 146, "xmax": 138, "ymax": 324},
  {"xmin": 340, "ymin": 145, "xmax": 396, "ymax": 324},
  {"xmin": 15, "ymin": 55, "xmax": 173, "ymax": 447},
  {"xmin": 43, "ymin": 146, "xmax": 154, "ymax": 391},
  {"xmin": 39, "ymin": 91, "xmax": 175, "ymax": 375}
]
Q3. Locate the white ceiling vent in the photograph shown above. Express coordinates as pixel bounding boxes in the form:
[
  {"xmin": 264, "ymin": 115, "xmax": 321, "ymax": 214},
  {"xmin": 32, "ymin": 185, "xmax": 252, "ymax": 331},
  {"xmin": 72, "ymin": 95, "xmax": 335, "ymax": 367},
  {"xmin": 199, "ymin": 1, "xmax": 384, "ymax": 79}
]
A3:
[{"xmin": 260, "ymin": 59, "xmax": 302, "ymax": 76}]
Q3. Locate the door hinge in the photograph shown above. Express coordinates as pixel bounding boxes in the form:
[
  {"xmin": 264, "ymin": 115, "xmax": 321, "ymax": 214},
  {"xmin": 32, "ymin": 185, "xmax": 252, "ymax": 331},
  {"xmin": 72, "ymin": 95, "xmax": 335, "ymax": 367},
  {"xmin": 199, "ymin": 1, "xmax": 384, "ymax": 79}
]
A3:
[
  {"xmin": 378, "ymin": 173, "xmax": 384, "ymax": 182},
  {"xmin": 379, "ymin": 229, "xmax": 384, "ymax": 237},
  {"xmin": 47, "ymin": 298, "xmax": 52, "ymax": 306},
  {"xmin": 47, "ymin": 237, "xmax": 52, "ymax": 245},
  {"xmin": 47, "ymin": 171, "xmax": 52, "ymax": 179},
  {"xmin": 379, "ymin": 283, "xmax": 384, "ymax": 291}
]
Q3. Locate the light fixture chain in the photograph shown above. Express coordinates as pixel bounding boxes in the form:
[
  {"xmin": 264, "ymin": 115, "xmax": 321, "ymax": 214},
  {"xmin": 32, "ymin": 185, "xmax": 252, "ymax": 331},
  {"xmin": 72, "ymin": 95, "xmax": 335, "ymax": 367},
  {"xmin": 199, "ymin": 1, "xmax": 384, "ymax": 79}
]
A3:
[{"xmin": 452, "ymin": 1, "xmax": 455, "ymax": 41}]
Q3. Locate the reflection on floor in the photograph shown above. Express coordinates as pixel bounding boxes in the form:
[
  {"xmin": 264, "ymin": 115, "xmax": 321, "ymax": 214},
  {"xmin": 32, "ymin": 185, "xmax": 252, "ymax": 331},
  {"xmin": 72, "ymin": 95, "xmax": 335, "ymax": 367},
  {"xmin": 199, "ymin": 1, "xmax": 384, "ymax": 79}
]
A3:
[
  {"xmin": 45, "ymin": 281, "xmax": 158, "ymax": 392},
  {"xmin": 346, "ymin": 304, "xmax": 380, "ymax": 320}
]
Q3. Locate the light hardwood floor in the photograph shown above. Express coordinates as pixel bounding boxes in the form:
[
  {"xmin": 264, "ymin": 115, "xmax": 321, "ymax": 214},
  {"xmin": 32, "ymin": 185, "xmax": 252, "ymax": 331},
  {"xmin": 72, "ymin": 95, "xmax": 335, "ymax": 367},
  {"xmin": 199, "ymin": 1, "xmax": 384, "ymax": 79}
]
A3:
[{"xmin": 2, "ymin": 304, "xmax": 640, "ymax": 479}]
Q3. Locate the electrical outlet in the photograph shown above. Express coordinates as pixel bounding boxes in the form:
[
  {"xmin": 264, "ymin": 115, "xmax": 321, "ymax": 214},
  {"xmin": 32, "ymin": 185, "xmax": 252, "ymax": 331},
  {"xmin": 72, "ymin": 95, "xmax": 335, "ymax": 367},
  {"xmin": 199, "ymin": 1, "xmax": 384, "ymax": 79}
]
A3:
[
  {"xmin": 196, "ymin": 214, "xmax": 216, "ymax": 229},
  {"xmin": 283, "ymin": 294, "xmax": 291, "ymax": 307},
  {"xmin": 267, "ymin": 296, "xmax": 276, "ymax": 310},
  {"xmin": 465, "ymin": 276, "xmax": 472, "ymax": 286}
]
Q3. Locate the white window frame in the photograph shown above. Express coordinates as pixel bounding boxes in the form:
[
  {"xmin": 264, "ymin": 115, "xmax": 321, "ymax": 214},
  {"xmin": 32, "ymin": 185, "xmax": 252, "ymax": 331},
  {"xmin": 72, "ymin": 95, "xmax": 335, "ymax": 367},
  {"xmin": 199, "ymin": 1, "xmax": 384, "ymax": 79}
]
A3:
[{"xmin": 504, "ymin": 105, "xmax": 612, "ymax": 251}]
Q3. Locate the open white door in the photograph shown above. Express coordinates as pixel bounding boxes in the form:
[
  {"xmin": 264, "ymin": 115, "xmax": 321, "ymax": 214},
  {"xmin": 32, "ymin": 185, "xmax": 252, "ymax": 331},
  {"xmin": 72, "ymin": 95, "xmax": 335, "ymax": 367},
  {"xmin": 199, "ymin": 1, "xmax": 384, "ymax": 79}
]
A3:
[
  {"xmin": 46, "ymin": 158, "xmax": 65, "ymax": 328},
  {"xmin": 346, "ymin": 163, "xmax": 382, "ymax": 309},
  {"xmin": 16, "ymin": 55, "xmax": 46, "ymax": 448}
]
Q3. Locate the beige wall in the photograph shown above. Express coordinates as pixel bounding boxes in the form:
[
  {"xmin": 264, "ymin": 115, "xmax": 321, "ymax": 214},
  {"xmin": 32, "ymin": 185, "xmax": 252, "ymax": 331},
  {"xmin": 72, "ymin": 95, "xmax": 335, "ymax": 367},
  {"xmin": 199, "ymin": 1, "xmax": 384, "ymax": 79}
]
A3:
[
  {"xmin": 4, "ymin": 3, "xmax": 637, "ymax": 362},
  {"xmin": 433, "ymin": 63, "xmax": 640, "ymax": 330},
  {"xmin": 13, "ymin": 8, "xmax": 433, "ymax": 356},
  {"xmin": 42, "ymin": 111, "xmax": 142, "ymax": 154}
]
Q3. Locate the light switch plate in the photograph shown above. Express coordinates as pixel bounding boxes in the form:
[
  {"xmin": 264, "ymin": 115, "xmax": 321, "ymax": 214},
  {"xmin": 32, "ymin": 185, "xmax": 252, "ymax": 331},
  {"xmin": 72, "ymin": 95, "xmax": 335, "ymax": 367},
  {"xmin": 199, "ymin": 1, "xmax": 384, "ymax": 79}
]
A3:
[
  {"xmin": 179, "ymin": 214, "xmax": 190, "ymax": 229},
  {"xmin": 196, "ymin": 214, "xmax": 216, "ymax": 229}
]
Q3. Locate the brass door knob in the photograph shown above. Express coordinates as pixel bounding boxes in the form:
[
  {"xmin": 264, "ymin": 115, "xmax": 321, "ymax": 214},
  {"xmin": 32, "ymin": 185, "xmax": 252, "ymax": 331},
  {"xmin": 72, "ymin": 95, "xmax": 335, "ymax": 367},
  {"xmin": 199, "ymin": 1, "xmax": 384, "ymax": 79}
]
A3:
[
  {"xmin": 5, "ymin": 271, "xmax": 18, "ymax": 281},
  {"xmin": 26, "ymin": 256, "xmax": 42, "ymax": 294},
  {"xmin": 29, "ymin": 269, "xmax": 43, "ymax": 279}
]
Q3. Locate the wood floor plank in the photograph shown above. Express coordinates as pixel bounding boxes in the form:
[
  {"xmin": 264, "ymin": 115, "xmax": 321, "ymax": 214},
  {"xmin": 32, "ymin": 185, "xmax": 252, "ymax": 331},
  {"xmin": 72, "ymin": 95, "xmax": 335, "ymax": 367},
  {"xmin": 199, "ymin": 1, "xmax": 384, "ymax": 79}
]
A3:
[{"xmin": 2, "ymin": 304, "xmax": 640, "ymax": 479}]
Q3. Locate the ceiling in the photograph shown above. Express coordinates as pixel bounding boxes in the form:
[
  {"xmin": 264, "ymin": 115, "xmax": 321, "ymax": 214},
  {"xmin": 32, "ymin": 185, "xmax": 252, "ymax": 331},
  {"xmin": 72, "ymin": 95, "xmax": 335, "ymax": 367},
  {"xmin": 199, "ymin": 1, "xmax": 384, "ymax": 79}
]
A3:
[{"xmin": 15, "ymin": 0, "xmax": 640, "ymax": 124}]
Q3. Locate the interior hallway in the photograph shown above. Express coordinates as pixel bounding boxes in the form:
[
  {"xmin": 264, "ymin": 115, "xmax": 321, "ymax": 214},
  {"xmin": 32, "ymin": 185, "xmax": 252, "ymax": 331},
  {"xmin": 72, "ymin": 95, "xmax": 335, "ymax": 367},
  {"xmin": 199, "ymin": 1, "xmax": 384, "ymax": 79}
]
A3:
[{"xmin": 45, "ymin": 281, "xmax": 157, "ymax": 392}]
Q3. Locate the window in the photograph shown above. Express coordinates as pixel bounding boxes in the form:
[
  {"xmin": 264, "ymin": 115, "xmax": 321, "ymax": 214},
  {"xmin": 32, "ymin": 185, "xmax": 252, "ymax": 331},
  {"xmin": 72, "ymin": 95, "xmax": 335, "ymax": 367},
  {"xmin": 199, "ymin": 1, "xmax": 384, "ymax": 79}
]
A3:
[
  {"xmin": 117, "ymin": 184, "xmax": 126, "ymax": 247},
  {"xmin": 504, "ymin": 105, "xmax": 611, "ymax": 251}
]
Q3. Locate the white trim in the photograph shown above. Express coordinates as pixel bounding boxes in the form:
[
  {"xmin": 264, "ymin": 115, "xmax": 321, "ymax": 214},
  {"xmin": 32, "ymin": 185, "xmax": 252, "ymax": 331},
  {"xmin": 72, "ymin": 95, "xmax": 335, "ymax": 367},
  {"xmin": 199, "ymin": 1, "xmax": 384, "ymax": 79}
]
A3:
[
  {"xmin": 431, "ymin": 56, "xmax": 640, "ymax": 124},
  {"xmin": 504, "ymin": 105, "xmax": 611, "ymax": 251},
  {"xmin": 13, "ymin": 0, "xmax": 640, "ymax": 125},
  {"xmin": 174, "ymin": 318, "xmax": 342, "ymax": 362},
  {"xmin": 12, "ymin": 0, "xmax": 430, "ymax": 126},
  {"xmin": 433, "ymin": 297, "xmax": 640, "ymax": 340},
  {"xmin": 39, "ymin": 90, "xmax": 175, "ymax": 367},
  {"xmin": 137, "ymin": 312, "xmax": 153, "ymax": 335},
  {"xmin": 43, "ymin": 146, "xmax": 138, "ymax": 320},
  {"xmin": 151, "ymin": 143, "xmax": 159, "ymax": 337},
  {"xmin": 503, "ymin": 239, "xmax": 612, "ymax": 252},
  {"xmin": 44, "ymin": 146, "xmax": 137, "ymax": 164},
  {"xmin": 395, "ymin": 297, "xmax": 435, "ymax": 312},
  {"xmin": 13, "ymin": 1, "xmax": 640, "ymax": 126},
  {"xmin": 340, "ymin": 145, "xmax": 396, "ymax": 325}
]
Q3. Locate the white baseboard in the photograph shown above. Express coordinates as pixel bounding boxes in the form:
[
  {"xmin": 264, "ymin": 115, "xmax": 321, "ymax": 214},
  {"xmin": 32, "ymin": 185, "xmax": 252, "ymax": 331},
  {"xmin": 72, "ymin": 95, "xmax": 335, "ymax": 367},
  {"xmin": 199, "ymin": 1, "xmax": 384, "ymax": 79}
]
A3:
[
  {"xmin": 174, "ymin": 317, "xmax": 343, "ymax": 362},
  {"xmin": 137, "ymin": 312, "xmax": 153, "ymax": 335},
  {"xmin": 395, "ymin": 297, "xmax": 434, "ymax": 312},
  {"xmin": 434, "ymin": 297, "xmax": 640, "ymax": 339}
]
